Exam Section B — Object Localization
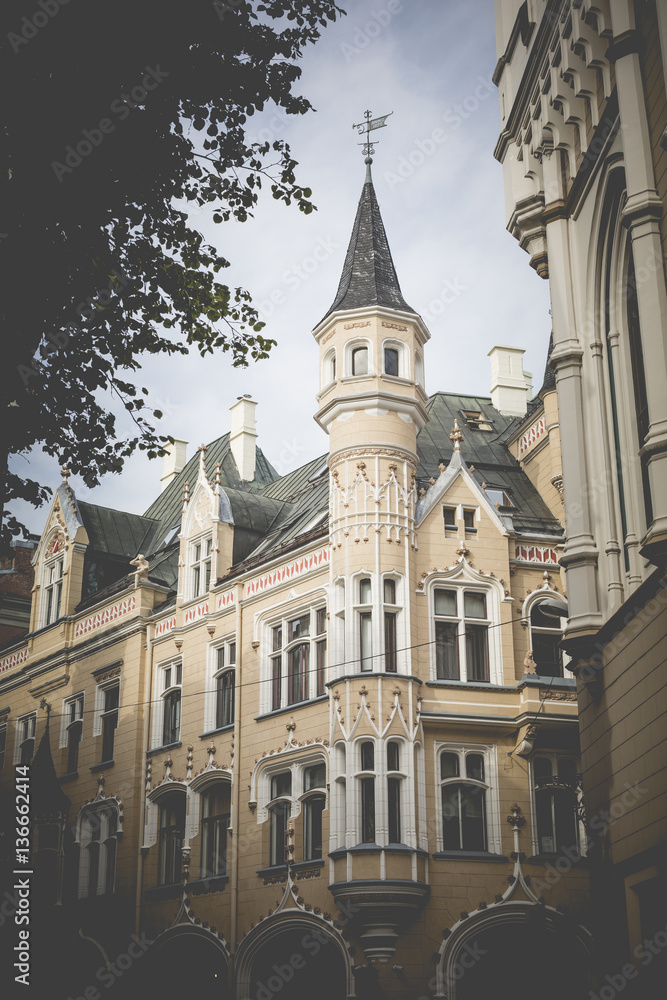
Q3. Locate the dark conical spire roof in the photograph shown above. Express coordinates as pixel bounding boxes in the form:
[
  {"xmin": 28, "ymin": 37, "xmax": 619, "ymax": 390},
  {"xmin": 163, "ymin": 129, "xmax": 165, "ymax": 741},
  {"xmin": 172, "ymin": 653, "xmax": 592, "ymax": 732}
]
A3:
[
  {"xmin": 31, "ymin": 710, "xmax": 71, "ymax": 816},
  {"xmin": 321, "ymin": 165, "xmax": 414, "ymax": 322},
  {"xmin": 539, "ymin": 332, "xmax": 556, "ymax": 395}
]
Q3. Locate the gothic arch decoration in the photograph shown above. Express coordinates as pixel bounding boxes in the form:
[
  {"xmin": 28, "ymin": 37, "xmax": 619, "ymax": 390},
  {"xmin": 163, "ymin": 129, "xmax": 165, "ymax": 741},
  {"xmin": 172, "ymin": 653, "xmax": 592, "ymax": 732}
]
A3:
[
  {"xmin": 333, "ymin": 679, "xmax": 423, "ymax": 743},
  {"xmin": 248, "ymin": 736, "xmax": 330, "ymax": 819},
  {"xmin": 235, "ymin": 868, "xmax": 356, "ymax": 1000},
  {"xmin": 330, "ymin": 458, "xmax": 417, "ymax": 548},
  {"xmin": 434, "ymin": 807, "xmax": 594, "ymax": 998},
  {"xmin": 182, "ymin": 447, "xmax": 234, "ymax": 540}
]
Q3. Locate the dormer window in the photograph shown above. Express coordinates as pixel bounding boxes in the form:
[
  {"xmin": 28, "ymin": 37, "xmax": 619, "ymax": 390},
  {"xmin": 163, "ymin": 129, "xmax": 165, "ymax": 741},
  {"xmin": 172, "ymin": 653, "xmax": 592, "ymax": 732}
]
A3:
[
  {"xmin": 461, "ymin": 409, "xmax": 493, "ymax": 432},
  {"xmin": 189, "ymin": 535, "xmax": 212, "ymax": 599},
  {"xmin": 43, "ymin": 555, "xmax": 64, "ymax": 627},
  {"xmin": 352, "ymin": 346, "xmax": 369, "ymax": 376},
  {"xmin": 485, "ymin": 488, "xmax": 514, "ymax": 508}
]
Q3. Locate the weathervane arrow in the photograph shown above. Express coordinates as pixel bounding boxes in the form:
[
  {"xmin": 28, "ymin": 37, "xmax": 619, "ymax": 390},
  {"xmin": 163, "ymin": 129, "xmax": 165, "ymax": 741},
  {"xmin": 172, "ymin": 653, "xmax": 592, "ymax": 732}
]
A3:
[{"xmin": 352, "ymin": 109, "xmax": 393, "ymax": 160}]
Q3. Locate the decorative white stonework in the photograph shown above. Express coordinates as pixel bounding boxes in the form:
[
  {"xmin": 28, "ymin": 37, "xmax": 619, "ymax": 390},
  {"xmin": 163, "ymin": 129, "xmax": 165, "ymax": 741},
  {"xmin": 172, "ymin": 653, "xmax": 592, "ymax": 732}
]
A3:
[
  {"xmin": 517, "ymin": 415, "xmax": 547, "ymax": 456},
  {"xmin": 330, "ymin": 461, "xmax": 416, "ymax": 548},
  {"xmin": 514, "ymin": 543, "xmax": 559, "ymax": 566},
  {"xmin": 245, "ymin": 547, "xmax": 330, "ymax": 599},
  {"xmin": 216, "ymin": 590, "xmax": 235, "ymax": 612},
  {"xmin": 154, "ymin": 615, "xmax": 177, "ymax": 638},
  {"xmin": 183, "ymin": 599, "xmax": 209, "ymax": 626},
  {"xmin": 74, "ymin": 596, "xmax": 136, "ymax": 637},
  {"xmin": 0, "ymin": 646, "xmax": 29, "ymax": 676}
]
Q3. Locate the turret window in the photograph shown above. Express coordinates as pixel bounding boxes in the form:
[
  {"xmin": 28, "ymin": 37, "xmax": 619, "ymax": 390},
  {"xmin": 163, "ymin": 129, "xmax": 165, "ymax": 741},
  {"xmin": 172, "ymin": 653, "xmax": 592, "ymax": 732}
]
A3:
[
  {"xmin": 384, "ymin": 347, "xmax": 399, "ymax": 376},
  {"xmin": 358, "ymin": 578, "xmax": 373, "ymax": 671},
  {"xmin": 352, "ymin": 346, "xmax": 369, "ymax": 376}
]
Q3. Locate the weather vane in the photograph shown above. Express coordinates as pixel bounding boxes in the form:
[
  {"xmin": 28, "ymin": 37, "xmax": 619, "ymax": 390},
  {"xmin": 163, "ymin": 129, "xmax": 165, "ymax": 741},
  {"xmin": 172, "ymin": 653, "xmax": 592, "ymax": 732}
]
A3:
[{"xmin": 352, "ymin": 109, "xmax": 393, "ymax": 162}]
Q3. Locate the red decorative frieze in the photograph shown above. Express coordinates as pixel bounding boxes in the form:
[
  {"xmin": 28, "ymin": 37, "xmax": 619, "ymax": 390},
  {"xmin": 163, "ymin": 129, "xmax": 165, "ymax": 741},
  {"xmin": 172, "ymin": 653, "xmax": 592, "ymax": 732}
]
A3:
[
  {"xmin": 517, "ymin": 415, "xmax": 546, "ymax": 456},
  {"xmin": 514, "ymin": 544, "xmax": 559, "ymax": 565},
  {"xmin": 216, "ymin": 590, "xmax": 235, "ymax": 612},
  {"xmin": 154, "ymin": 616, "xmax": 177, "ymax": 638},
  {"xmin": 183, "ymin": 600, "xmax": 209, "ymax": 626},
  {"xmin": 74, "ymin": 595, "xmax": 137, "ymax": 637},
  {"xmin": 245, "ymin": 547, "xmax": 330, "ymax": 599},
  {"xmin": 0, "ymin": 646, "xmax": 29, "ymax": 676}
]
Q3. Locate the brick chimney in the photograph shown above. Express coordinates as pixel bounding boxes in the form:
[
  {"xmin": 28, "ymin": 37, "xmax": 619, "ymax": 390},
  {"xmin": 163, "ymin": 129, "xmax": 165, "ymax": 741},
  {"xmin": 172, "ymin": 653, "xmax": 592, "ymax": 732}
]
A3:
[
  {"xmin": 488, "ymin": 345, "xmax": 533, "ymax": 417},
  {"xmin": 229, "ymin": 396, "xmax": 258, "ymax": 482},
  {"xmin": 160, "ymin": 439, "xmax": 188, "ymax": 492}
]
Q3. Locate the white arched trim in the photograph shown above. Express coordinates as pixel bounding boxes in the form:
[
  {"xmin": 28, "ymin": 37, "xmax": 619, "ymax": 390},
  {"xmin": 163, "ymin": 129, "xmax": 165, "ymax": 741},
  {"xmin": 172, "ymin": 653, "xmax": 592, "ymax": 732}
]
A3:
[
  {"xmin": 144, "ymin": 781, "xmax": 187, "ymax": 849},
  {"xmin": 250, "ymin": 746, "xmax": 329, "ymax": 823},
  {"xmin": 235, "ymin": 912, "xmax": 356, "ymax": 1000}
]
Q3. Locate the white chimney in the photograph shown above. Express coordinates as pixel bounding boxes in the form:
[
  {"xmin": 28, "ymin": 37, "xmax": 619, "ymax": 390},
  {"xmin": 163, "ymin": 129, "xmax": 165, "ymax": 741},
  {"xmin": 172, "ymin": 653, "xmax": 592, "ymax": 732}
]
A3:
[
  {"xmin": 160, "ymin": 439, "xmax": 188, "ymax": 492},
  {"xmin": 488, "ymin": 345, "xmax": 533, "ymax": 417},
  {"xmin": 229, "ymin": 396, "xmax": 258, "ymax": 482}
]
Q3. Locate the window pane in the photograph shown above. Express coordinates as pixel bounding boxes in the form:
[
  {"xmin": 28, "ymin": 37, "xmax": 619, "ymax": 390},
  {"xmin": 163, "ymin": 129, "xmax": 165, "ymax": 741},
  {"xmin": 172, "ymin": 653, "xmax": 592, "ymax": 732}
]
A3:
[
  {"xmin": 464, "ymin": 592, "xmax": 486, "ymax": 619},
  {"xmin": 67, "ymin": 722, "xmax": 82, "ymax": 773},
  {"xmin": 203, "ymin": 560, "xmax": 211, "ymax": 592},
  {"xmin": 202, "ymin": 787, "xmax": 229, "ymax": 877},
  {"xmin": 558, "ymin": 758, "xmax": 578, "ymax": 782},
  {"xmin": 434, "ymin": 589, "xmax": 456, "ymax": 616},
  {"xmin": 162, "ymin": 690, "xmax": 181, "ymax": 745},
  {"xmin": 271, "ymin": 656, "xmax": 281, "ymax": 711},
  {"xmin": 384, "ymin": 347, "xmax": 399, "ymax": 377},
  {"xmin": 383, "ymin": 578, "xmax": 396, "ymax": 604},
  {"xmin": 360, "ymin": 741, "xmax": 374, "ymax": 771},
  {"xmin": 270, "ymin": 802, "xmax": 289, "ymax": 866},
  {"xmin": 553, "ymin": 790, "xmax": 578, "ymax": 854},
  {"xmin": 272, "ymin": 625, "xmax": 282, "ymax": 651},
  {"xmin": 228, "ymin": 642, "xmax": 236, "ymax": 664},
  {"xmin": 533, "ymin": 757, "xmax": 552, "ymax": 782},
  {"xmin": 289, "ymin": 615, "xmax": 310, "ymax": 640},
  {"xmin": 466, "ymin": 753, "xmax": 484, "ymax": 782},
  {"xmin": 104, "ymin": 685, "xmax": 119, "ymax": 712},
  {"xmin": 287, "ymin": 644, "xmax": 308, "ymax": 704},
  {"xmin": 352, "ymin": 346, "xmax": 368, "ymax": 376},
  {"xmin": 531, "ymin": 603, "xmax": 560, "ymax": 629},
  {"xmin": 436, "ymin": 621, "xmax": 459, "ymax": 680},
  {"xmin": 361, "ymin": 776, "xmax": 375, "ymax": 842},
  {"xmin": 387, "ymin": 742, "xmax": 400, "ymax": 772},
  {"xmin": 271, "ymin": 772, "xmax": 292, "ymax": 799},
  {"xmin": 316, "ymin": 608, "xmax": 327, "ymax": 635},
  {"xmin": 441, "ymin": 786, "xmax": 462, "ymax": 850},
  {"xmin": 216, "ymin": 670, "xmax": 234, "ymax": 728},
  {"xmin": 316, "ymin": 640, "xmax": 326, "ymax": 697},
  {"xmin": 305, "ymin": 764, "xmax": 326, "ymax": 790},
  {"xmin": 304, "ymin": 795, "xmax": 325, "ymax": 860},
  {"xmin": 465, "ymin": 625, "xmax": 489, "ymax": 682},
  {"xmin": 102, "ymin": 711, "xmax": 117, "ymax": 763},
  {"xmin": 442, "ymin": 507, "xmax": 456, "ymax": 528},
  {"xmin": 359, "ymin": 578, "xmax": 372, "ymax": 604},
  {"xmin": 384, "ymin": 612, "xmax": 397, "ymax": 673},
  {"xmin": 360, "ymin": 612, "xmax": 373, "ymax": 671},
  {"xmin": 532, "ymin": 632, "xmax": 563, "ymax": 677},
  {"xmin": 217, "ymin": 647, "xmax": 225, "ymax": 670},
  {"xmin": 441, "ymin": 752, "xmax": 459, "ymax": 779},
  {"xmin": 463, "ymin": 509, "xmax": 476, "ymax": 530},
  {"xmin": 461, "ymin": 785, "xmax": 486, "ymax": 851},
  {"xmin": 388, "ymin": 776, "xmax": 401, "ymax": 842}
]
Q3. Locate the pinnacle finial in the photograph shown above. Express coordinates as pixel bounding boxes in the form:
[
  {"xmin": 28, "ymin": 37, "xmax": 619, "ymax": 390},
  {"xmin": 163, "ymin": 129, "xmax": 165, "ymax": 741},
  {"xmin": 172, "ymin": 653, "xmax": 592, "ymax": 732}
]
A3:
[
  {"xmin": 60, "ymin": 465, "xmax": 70, "ymax": 483},
  {"xmin": 450, "ymin": 419, "xmax": 464, "ymax": 452}
]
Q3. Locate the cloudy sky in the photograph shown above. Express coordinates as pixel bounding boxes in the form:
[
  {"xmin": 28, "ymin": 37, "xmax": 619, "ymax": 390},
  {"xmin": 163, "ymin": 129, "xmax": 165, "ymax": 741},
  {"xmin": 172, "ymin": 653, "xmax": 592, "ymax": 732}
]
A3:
[{"xmin": 13, "ymin": 0, "xmax": 552, "ymax": 533}]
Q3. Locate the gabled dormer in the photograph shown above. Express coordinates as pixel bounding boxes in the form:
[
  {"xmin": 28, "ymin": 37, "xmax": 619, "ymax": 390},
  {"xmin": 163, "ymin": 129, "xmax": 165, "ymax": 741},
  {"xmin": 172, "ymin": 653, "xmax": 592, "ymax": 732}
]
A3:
[{"xmin": 177, "ymin": 445, "xmax": 234, "ymax": 605}]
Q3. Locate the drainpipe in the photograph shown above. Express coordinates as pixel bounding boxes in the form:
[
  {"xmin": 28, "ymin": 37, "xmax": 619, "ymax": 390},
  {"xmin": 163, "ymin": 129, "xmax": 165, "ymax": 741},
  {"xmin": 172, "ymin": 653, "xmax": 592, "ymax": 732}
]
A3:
[{"xmin": 229, "ymin": 585, "xmax": 242, "ymax": 983}]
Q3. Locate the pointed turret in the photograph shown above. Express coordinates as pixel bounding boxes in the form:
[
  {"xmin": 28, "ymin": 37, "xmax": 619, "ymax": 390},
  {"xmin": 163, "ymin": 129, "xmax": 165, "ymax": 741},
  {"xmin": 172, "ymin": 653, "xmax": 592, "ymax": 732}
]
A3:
[{"xmin": 321, "ymin": 164, "xmax": 414, "ymax": 323}]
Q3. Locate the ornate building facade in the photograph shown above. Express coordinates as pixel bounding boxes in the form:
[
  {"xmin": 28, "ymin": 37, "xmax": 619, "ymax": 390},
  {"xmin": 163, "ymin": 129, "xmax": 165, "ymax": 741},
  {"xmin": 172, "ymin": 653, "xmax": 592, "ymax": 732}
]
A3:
[
  {"xmin": 493, "ymin": 1, "xmax": 667, "ymax": 996},
  {"xmin": 1, "ymin": 162, "xmax": 593, "ymax": 998}
]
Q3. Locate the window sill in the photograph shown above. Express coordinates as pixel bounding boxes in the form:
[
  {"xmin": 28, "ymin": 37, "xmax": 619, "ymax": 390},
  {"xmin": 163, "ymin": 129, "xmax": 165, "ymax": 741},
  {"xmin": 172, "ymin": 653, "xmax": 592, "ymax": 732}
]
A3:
[
  {"xmin": 59, "ymin": 771, "xmax": 78, "ymax": 783},
  {"xmin": 145, "ymin": 882, "xmax": 183, "ymax": 902},
  {"xmin": 327, "ymin": 672, "xmax": 423, "ymax": 687},
  {"xmin": 426, "ymin": 679, "xmax": 494, "ymax": 688},
  {"xmin": 329, "ymin": 844, "xmax": 429, "ymax": 858},
  {"xmin": 199, "ymin": 724, "xmax": 234, "ymax": 739},
  {"xmin": 90, "ymin": 760, "xmax": 114, "ymax": 772},
  {"xmin": 519, "ymin": 675, "xmax": 576, "ymax": 688},
  {"xmin": 432, "ymin": 851, "xmax": 508, "ymax": 862},
  {"xmin": 147, "ymin": 741, "xmax": 182, "ymax": 757},
  {"xmin": 255, "ymin": 695, "xmax": 327, "ymax": 721},
  {"xmin": 256, "ymin": 860, "xmax": 325, "ymax": 878},
  {"xmin": 187, "ymin": 875, "xmax": 229, "ymax": 895}
]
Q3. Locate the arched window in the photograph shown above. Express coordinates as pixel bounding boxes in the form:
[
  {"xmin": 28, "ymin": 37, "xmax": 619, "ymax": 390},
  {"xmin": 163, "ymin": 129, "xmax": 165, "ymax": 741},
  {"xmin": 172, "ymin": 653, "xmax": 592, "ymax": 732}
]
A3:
[
  {"xmin": 154, "ymin": 658, "xmax": 182, "ymax": 749},
  {"xmin": 158, "ymin": 793, "xmax": 185, "ymax": 885},
  {"xmin": 332, "ymin": 743, "xmax": 347, "ymax": 849},
  {"xmin": 64, "ymin": 694, "xmax": 84, "ymax": 774},
  {"xmin": 384, "ymin": 346, "xmax": 399, "ymax": 377},
  {"xmin": 533, "ymin": 755, "xmax": 580, "ymax": 856},
  {"xmin": 200, "ymin": 783, "xmax": 230, "ymax": 878},
  {"xmin": 358, "ymin": 577, "xmax": 373, "ymax": 671},
  {"xmin": 78, "ymin": 804, "xmax": 119, "ymax": 897},
  {"xmin": 529, "ymin": 601, "xmax": 564, "ymax": 677},
  {"xmin": 302, "ymin": 763, "xmax": 326, "ymax": 860},
  {"xmin": 189, "ymin": 535, "xmax": 212, "ymax": 599},
  {"xmin": 387, "ymin": 741, "xmax": 403, "ymax": 844},
  {"xmin": 43, "ymin": 551, "xmax": 64, "ymax": 627},
  {"xmin": 322, "ymin": 348, "xmax": 336, "ymax": 387},
  {"xmin": 440, "ymin": 750, "xmax": 487, "ymax": 852},
  {"xmin": 358, "ymin": 741, "xmax": 376, "ymax": 843},
  {"xmin": 266, "ymin": 606, "xmax": 326, "ymax": 712},
  {"xmin": 434, "ymin": 588, "xmax": 490, "ymax": 682},
  {"xmin": 214, "ymin": 641, "xmax": 235, "ymax": 729},
  {"xmin": 351, "ymin": 345, "xmax": 369, "ymax": 376},
  {"xmin": 415, "ymin": 350, "xmax": 424, "ymax": 387},
  {"xmin": 15, "ymin": 713, "xmax": 36, "ymax": 765},
  {"xmin": 268, "ymin": 771, "xmax": 292, "ymax": 866},
  {"xmin": 383, "ymin": 578, "xmax": 398, "ymax": 673}
]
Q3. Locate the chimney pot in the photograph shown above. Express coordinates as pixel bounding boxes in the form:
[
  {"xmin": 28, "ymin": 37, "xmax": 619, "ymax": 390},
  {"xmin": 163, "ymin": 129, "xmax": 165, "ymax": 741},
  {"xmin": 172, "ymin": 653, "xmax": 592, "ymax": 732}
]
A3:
[
  {"xmin": 488, "ymin": 345, "xmax": 532, "ymax": 417},
  {"xmin": 160, "ymin": 439, "xmax": 188, "ymax": 492},
  {"xmin": 229, "ymin": 397, "xmax": 258, "ymax": 482}
]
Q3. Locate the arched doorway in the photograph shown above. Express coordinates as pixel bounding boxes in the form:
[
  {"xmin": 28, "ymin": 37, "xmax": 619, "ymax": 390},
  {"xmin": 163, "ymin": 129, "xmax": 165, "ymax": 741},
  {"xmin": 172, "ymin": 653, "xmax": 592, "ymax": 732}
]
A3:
[
  {"xmin": 443, "ymin": 904, "xmax": 591, "ymax": 1000},
  {"xmin": 119, "ymin": 926, "xmax": 229, "ymax": 1000},
  {"xmin": 237, "ymin": 916, "xmax": 352, "ymax": 1000}
]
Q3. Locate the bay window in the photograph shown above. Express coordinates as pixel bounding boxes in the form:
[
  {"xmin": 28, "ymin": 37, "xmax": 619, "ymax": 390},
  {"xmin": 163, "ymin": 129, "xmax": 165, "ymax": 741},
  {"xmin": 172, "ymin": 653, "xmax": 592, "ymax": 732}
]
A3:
[{"xmin": 533, "ymin": 755, "xmax": 580, "ymax": 856}]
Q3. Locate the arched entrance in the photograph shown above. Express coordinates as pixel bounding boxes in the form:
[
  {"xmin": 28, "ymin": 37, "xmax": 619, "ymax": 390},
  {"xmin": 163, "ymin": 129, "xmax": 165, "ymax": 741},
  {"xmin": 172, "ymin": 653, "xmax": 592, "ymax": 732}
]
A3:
[
  {"xmin": 236, "ymin": 915, "xmax": 352, "ymax": 1000},
  {"xmin": 119, "ymin": 925, "xmax": 229, "ymax": 1000},
  {"xmin": 441, "ymin": 903, "xmax": 591, "ymax": 1000}
]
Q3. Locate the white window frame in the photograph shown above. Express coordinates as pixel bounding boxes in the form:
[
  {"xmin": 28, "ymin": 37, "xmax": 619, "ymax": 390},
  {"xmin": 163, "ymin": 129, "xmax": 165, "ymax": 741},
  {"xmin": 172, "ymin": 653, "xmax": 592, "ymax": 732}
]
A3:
[
  {"xmin": 13, "ymin": 712, "xmax": 36, "ymax": 765},
  {"xmin": 60, "ymin": 692, "xmax": 84, "ymax": 774},
  {"xmin": 41, "ymin": 552, "xmax": 64, "ymax": 628},
  {"xmin": 204, "ymin": 634, "xmax": 236, "ymax": 733},
  {"xmin": 344, "ymin": 338, "xmax": 373, "ymax": 379},
  {"xmin": 345, "ymin": 736, "xmax": 415, "ymax": 849},
  {"xmin": 381, "ymin": 338, "xmax": 409, "ymax": 380},
  {"xmin": 188, "ymin": 532, "xmax": 212, "ymax": 600},
  {"xmin": 529, "ymin": 751, "xmax": 585, "ymax": 857},
  {"xmin": 345, "ymin": 571, "xmax": 408, "ymax": 678},
  {"xmin": 76, "ymin": 802, "xmax": 120, "ymax": 898},
  {"xmin": 428, "ymin": 576, "xmax": 503, "ymax": 685},
  {"xmin": 433, "ymin": 742, "xmax": 501, "ymax": 855},
  {"xmin": 255, "ymin": 753, "xmax": 328, "ymax": 866},
  {"xmin": 321, "ymin": 347, "xmax": 337, "ymax": 389},
  {"xmin": 260, "ymin": 605, "xmax": 327, "ymax": 715},
  {"xmin": 415, "ymin": 349, "xmax": 424, "ymax": 387},
  {"xmin": 524, "ymin": 592, "xmax": 572, "ymax": 678},
  {"xmin": 151, "ymin": 657, "xmax": 183, "ymax": 749}
]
